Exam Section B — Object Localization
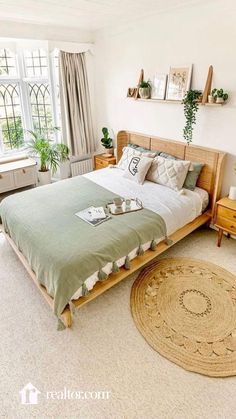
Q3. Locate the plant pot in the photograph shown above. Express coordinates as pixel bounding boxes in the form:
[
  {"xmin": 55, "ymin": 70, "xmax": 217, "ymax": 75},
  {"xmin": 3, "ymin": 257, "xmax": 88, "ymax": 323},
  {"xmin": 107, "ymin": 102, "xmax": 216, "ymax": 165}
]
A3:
[
  {"xmin": 229, "ymin": 186, "xmax": 236, "ymax": 200},
  {"xmin": 60, "ymin": 161, "xmax": 71, "ymax": 179},
  {"xmin": 208, "ymin": 95, "xmax": 215, "ymax": 104},
  {"xmin": 38, "ymin": 170, "xmax": 51, "ymax": 186},
  {"xmin": 216, "ymin": 97, "xmax": 224, "ymax": 104},
  {"xmin": 103, "ymin": 147, "xmax": 114, "ymax": 157},
  {"xmin": 139, "ymin": 87, "xmax": 151, "ymax": 99}
]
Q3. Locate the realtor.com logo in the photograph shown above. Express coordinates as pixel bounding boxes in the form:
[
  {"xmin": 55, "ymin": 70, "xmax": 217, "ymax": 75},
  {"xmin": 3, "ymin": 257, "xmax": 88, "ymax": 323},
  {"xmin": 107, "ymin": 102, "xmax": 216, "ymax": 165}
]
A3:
[{"xmin": 20, "ymin": 383, "xmax": 111, "ymax": 405}]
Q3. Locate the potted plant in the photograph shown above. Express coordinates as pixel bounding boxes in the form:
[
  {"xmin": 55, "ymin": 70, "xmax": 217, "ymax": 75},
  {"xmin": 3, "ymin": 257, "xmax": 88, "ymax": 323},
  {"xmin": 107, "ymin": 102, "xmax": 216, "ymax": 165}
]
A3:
[
  {"xmin": 182, "ymin": 89, "xmax": 202, "ymax": 145},
  {"xmin": 139, "ymin": 81, "xmax": 151, "ymax": 99},
  {"xmin": 101, "ymin": 127, "xmax": 113, "ymax": 157},
  {"xmin": 27, "ymin": 130, "xmax": 70, "ymax": 185},
  {"xmin": 212, "ymin": 88, "xmax": 229, "ymax": 104}
]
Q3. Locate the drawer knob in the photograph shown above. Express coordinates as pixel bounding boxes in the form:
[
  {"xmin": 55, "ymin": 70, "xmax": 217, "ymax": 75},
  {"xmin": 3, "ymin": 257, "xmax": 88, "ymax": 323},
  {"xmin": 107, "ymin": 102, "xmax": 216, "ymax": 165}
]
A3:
[
  {"xmin": 0, "ymin": 174, "xmax": 2, "ymax": 179},
  {"xmin": 22, "ymin": 169, "xmax": 26, "ymax": 174},
  {"xmin": 234, "ymin": 215, "xmax": 236, "ymax": 219},
  {"xmin": 231, "ymin": 225, "xmax": 235, "ymax": 229}
]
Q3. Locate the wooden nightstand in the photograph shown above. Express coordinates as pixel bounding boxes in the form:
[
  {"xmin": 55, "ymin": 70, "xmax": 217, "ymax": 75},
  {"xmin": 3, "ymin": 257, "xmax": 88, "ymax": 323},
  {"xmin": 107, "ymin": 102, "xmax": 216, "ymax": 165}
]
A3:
[
  {"xmin": 215, "ymin": 197, "xmax": 236, "ymax": 247},
  {"xmin": 94, "ymin": 154, "xmax": 116, "ymax": 170}
]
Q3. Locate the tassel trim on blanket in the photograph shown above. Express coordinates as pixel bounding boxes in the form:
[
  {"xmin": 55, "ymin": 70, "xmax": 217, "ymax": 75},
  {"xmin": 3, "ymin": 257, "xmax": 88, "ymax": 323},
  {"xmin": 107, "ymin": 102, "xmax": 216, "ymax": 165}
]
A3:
[
  {"xmin": 112, "ymin": 261, "xmax": 120, "ymax": 273},
  {"xmin": 125, "ymin": 255, "xmax": 130, "ymax": 270},
  {"xmin": 165, "ymin": 236, "xmax": 173, "ymax": 246},
  {"xmin": 98, "ymin": 269, "xmax": 108, "ymax": 281},
  {"xmin": 137, "ymin": 245, "xmax": 144, "ymax": 256},
  {"xmin": 150, "ymin": 239, "xmax": 157, "ymax": 251},
  {"xmin": 57, "ymin": 318, "xmax": 66, "ymax": 331},
  {"xmin": 82, "ymin": 283, "xmax": 89, "ymax": 296}
]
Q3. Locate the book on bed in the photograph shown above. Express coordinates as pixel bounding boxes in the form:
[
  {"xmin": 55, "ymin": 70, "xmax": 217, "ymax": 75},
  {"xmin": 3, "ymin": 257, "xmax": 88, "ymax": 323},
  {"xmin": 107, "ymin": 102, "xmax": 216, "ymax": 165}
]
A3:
[{"xmin": 75, "ymin": 206, "xmax": 111, "ymax": 226}]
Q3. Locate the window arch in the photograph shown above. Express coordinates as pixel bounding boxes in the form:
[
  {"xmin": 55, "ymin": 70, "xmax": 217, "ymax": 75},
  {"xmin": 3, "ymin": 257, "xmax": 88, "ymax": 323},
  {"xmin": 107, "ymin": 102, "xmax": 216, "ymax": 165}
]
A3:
[
  {"xmin": 29, "ymin": 83, "xmax": 53, "ymax": 136},
  {"xmin": 0, "ymin": 83, "xmax": 23, "ymax": 150}
]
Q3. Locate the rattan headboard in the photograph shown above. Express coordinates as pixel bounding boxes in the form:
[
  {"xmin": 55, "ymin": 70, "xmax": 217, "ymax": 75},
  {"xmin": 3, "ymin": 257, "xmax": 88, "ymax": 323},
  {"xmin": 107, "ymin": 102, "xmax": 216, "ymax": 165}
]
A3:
[{"xmin": 117, "ymin": 130, "xmax": 226, "ymax": 214}]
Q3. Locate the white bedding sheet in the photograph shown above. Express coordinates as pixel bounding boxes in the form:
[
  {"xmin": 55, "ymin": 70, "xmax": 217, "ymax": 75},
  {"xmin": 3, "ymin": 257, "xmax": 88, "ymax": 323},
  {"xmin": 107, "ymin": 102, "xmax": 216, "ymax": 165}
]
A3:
[{"xmin": 71, "ymin": 167, "xmax": 209, "ymax": 299}]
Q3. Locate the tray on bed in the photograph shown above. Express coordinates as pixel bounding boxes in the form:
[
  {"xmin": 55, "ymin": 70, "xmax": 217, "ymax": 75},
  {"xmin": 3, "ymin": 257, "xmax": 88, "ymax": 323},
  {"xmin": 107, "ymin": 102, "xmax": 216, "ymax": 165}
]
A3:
[{"xmin": 107, "ymin": 198, "xmax": 143, "ymax": 215}]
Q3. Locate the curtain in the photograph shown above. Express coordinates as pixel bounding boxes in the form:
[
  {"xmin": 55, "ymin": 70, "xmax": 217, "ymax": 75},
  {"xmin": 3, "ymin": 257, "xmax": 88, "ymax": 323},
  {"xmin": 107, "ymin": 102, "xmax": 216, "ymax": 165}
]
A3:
[{"xmin": 59, "ymin": 51, "xmax": 95, "ymax": 157}]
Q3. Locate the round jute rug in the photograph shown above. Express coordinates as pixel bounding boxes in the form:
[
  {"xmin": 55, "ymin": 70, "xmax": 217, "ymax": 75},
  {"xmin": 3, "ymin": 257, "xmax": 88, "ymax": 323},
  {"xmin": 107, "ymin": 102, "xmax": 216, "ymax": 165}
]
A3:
[{"xmin": 131, "ymin": 258, "xmax": 236, "ymax": 377}]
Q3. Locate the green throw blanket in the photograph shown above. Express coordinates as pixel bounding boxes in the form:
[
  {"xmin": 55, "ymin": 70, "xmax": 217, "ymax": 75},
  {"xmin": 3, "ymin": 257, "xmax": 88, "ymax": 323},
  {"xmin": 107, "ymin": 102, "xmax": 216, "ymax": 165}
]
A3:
[{"xmin": 0, "ymin": 176, "xmax": 168, "ymax": 318}]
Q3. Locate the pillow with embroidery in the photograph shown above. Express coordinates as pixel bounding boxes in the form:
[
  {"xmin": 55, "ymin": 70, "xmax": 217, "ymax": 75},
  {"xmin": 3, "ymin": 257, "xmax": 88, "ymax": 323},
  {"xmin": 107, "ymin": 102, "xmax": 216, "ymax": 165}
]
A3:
[
  {"xmin": 146, "ymin": 156, "xmax": 191, "ymax": 191},
  {"xmin": 118, "ymin": 146, "xmax": 156, "ymax": 171},
  {"xmin": 123, "ymin": 155, "xmax": 153, "ymax": 185}
]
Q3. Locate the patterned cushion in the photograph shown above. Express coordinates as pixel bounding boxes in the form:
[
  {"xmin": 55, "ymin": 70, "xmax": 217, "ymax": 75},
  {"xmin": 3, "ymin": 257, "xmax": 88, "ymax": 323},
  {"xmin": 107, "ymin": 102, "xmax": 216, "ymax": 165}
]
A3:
[
  {"xmin": 146, "ymin": 156, "xmax": 191, "ymax": 191},
  {"xmin": 118, "ymin": 146, "xmax": 156, "ymax": 171},
  {"xmin": 157, "ymin": 152, "xmax": 204, "ymax": 191},
  {"xmin": 123, "ymin": 155, "xmax": 153, "ymax": 184}
]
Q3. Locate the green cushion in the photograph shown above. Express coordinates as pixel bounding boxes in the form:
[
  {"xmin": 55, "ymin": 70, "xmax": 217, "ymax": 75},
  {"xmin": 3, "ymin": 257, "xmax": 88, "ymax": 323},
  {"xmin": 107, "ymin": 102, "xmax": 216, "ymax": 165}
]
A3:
[
  {"xmin": 128, "ymin": 143, "xmax": 159, "ymax": 155},
  {"xmin": 183, "ymin": 162, "xmax": 204, "ymax": 191}
]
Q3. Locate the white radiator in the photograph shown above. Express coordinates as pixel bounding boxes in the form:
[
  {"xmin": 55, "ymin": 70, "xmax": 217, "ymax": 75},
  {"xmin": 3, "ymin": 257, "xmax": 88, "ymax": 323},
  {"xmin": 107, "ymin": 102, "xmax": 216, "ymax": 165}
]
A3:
[{"xmin": 71, "ymin": 158, "xmax": 93, "ymax": 177}]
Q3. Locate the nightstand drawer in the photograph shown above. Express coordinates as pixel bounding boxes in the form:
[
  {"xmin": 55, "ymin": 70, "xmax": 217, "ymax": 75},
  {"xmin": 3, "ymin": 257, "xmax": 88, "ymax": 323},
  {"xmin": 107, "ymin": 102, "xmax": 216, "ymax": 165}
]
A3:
[
  {"xmin": 96, "ymin": 159, "xmax": 108, "ymax": 169},
  {"xmin": 215, "ymin": 216, "xmax": 236, "ymax": 233},
  {"xmin": 217, "ymin": 206, "xmax": 236, "ymax": 222}
]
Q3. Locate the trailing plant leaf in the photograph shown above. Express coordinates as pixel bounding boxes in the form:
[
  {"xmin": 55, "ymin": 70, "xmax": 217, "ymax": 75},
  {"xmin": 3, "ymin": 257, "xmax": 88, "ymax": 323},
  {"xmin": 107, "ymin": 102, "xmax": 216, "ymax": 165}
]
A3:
[{"xmin": 182, "ymin": 90, "xmax": 202, "ymax": 145}]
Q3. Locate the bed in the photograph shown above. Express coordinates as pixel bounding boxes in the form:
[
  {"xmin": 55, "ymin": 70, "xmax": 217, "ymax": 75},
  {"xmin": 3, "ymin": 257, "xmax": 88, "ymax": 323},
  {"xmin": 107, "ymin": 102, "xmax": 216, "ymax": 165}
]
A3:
[{"xmin": 0, "ymin": 131, "xmax": 226, "ymax": 328}]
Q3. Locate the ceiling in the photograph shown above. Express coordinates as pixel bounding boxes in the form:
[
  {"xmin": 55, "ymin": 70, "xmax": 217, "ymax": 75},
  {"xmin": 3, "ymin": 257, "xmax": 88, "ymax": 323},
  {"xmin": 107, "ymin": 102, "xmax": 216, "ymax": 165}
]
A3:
[{"xmin": 0, "ymin": 0, "xmax": 208, "ymax": 31}]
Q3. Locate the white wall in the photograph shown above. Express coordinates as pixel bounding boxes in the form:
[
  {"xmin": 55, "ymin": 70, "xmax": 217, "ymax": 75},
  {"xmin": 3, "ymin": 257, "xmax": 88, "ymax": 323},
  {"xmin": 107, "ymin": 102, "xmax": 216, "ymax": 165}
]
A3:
[{"xmin": 94, "ymin": 0, "xmax": 236, "ymax": 195}]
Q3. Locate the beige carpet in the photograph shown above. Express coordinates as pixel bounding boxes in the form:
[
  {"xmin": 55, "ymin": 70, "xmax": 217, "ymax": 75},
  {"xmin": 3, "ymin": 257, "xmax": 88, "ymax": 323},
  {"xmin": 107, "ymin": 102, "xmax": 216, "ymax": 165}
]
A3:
[{"xmin": 0, "ymin": 228, "xmax": 236, "ymax": 419}]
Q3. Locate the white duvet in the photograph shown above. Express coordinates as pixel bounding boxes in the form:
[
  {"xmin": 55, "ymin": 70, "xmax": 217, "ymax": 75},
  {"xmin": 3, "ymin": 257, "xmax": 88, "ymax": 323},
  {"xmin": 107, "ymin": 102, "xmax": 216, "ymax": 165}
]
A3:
[{"xmin": 71, "ymin": 167, "xmax": 209, "ymax": 300}]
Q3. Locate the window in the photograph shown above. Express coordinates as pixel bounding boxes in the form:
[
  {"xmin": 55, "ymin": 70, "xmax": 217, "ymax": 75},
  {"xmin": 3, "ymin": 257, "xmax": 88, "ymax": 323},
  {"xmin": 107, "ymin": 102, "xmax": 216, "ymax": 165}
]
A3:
[
  {"xmin": 0, "ymin": 84, "xmax": 23, "ymax": 150},
  {"xmin": 29, "ymin": 83, "xmax": 53, "ymax": 136},
  {"xmin": 0, "ymin": 43, "xmax": 60, "ymax": 154},
  {"xmin": 0, "ymin": 48, "xmax": 17, "ymax": 76}
]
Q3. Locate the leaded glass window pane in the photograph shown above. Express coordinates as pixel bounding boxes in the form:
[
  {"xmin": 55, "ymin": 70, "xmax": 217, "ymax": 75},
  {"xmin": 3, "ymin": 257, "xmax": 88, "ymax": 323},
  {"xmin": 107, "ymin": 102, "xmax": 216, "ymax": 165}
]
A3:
[
  {"xmin": 24, "ymin": 49, "xmax": 48, "ymax": 77},
  {"xmin": 0, "ymin": 84, "xmax": 24, "ymax": 150},
  {"xmin": 29, "ymin": 83, "xmax": 53, "ymax": 137},
  {"xmin": 0, "ymin": 49, "xmax": 17, "ymax": 76}
]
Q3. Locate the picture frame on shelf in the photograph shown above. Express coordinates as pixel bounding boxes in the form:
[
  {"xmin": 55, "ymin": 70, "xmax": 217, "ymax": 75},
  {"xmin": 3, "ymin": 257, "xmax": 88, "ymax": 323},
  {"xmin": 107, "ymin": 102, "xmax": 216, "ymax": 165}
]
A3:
[
  {"xmin": 166, "ymin": 65, "xmax": 192, "ymax": 101},
  {"xmin": 151, "ymin": 74, "xmax": 167, "ymax": 100}
]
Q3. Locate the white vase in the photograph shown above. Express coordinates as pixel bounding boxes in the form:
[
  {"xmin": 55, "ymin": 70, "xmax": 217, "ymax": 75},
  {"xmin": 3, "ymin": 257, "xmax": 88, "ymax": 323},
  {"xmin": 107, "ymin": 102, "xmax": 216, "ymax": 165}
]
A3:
[
  {"xmin": 216, "ymin": 97, "xmax": 224, "ymax": 104},
  {"xmin": 229, "ymin": 186, "xmax": 236, "ymax": 200},
  {"xmin": 38, "ymin": 170, "xmax": 51, "ymax": 186}
]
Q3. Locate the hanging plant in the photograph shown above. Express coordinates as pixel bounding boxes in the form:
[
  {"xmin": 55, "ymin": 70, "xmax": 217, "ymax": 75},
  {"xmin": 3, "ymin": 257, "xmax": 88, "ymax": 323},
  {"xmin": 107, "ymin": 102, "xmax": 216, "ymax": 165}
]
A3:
[{"xmin": 182, "ymin": 90, "xmax": 202, "ymax": 145}]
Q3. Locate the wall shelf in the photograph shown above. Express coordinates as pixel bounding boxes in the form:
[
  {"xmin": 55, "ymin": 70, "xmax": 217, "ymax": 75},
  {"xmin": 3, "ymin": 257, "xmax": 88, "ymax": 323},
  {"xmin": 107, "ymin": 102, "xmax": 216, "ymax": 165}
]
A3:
[{"xmin": 127, "ymin": 97, "xmax": 224, "ymax": 106}]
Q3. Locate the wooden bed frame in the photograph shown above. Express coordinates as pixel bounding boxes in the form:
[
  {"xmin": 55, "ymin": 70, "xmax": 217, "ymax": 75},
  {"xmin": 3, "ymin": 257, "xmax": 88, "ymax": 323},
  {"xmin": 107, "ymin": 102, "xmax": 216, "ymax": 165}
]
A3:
[{"xmin": 3, "ymin": 131, "xmax": 226, "ymax": 328}]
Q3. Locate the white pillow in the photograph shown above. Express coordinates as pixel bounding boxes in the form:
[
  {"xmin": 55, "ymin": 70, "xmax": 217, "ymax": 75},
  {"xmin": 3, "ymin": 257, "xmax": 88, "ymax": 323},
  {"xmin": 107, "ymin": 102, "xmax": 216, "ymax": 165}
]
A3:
[
  {"xmin": 146, "ymin": 156, "xmax": 191, "ymax": 191},
  {"xmin": 118, "ymin": 146, "xmax": 156, "ymax": 171},
  {"xmin": 123, "ymin": 155, "xmax": 153, "ymax": 185}
]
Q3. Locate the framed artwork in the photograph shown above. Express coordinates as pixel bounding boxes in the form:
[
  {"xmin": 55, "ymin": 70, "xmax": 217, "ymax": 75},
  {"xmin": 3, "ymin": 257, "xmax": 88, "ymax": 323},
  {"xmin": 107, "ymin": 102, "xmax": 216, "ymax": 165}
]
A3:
[
  {"xmin": 166, "ymin": 65, "xmax": 192, "ymax": 101},
  {"xmin": 151, "ymin": 74, "xmax": 167, "ymax": 100}
]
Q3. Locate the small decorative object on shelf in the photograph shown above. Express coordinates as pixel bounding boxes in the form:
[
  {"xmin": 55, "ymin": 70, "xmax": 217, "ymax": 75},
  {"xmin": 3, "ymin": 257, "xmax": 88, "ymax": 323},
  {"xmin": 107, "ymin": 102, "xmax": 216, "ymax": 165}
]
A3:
[
  {"xmin": 211, "ymin": 88, "xmax": 229, "ymax": 104},
  {"xmin": 95, "ymin": 154, "xmax": 116, "ymax": 170},
  {"xmin": 214, "ymin": 197, "xmax": 236, "ymax": 247},
  {"xmin": 139, "ymin": 80, "xmax": 151, "ymax": 99},
  {"xmin": 182, "ymin": 89, "xmax": 202, "ymax": 145},
  {"xmin": 100, "ymin": 127, "xmax": 113, "ymax": 157}
]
